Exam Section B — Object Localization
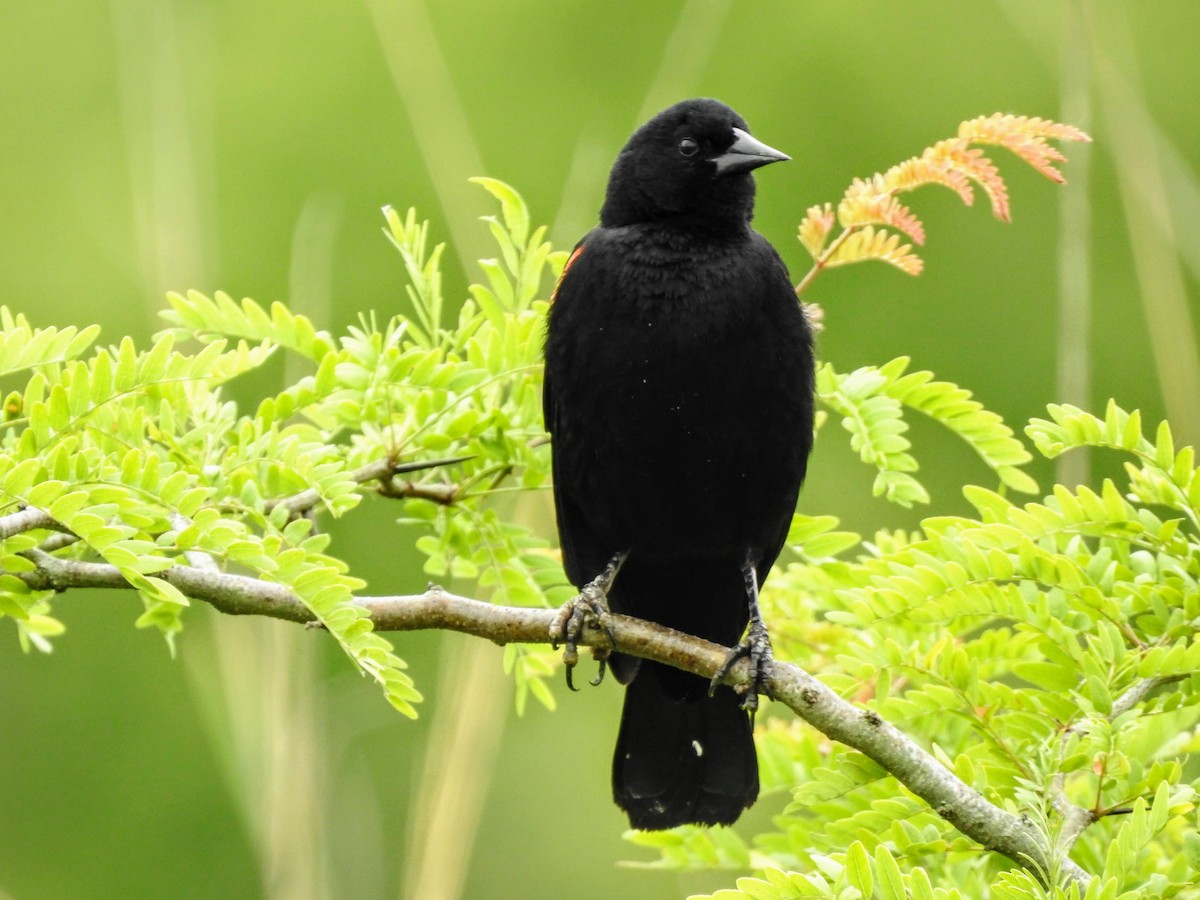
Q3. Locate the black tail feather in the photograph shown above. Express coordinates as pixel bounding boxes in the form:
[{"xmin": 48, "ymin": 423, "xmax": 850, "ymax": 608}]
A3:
[{"xmin": 612, "ymin": 661, "xmax": 757, "ymax": 829}]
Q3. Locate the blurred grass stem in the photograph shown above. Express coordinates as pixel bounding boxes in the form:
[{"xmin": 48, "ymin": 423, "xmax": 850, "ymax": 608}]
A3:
[
  {"xmin": 110, "ymin": 0, "xmax": 214, "ymax": 312},
  {"xmin": 367, "ymin": 0, "xmax": 488, "ymax": 275},
  {"xmin": 1055, "ymin": 0, "xmax": 1093, "ymax": 488},
  {"xmin": 402, "ymin": 634, "xmax": 507, "ymax": 900},
  {"xmin": 1096, "ymin": 14, "xmax": 1200, "ymax": 446}
]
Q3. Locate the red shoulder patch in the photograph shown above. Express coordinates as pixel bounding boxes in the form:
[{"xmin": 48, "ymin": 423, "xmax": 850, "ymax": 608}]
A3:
[{"xmin": 551, "ymin": 244, "xmax": 585, "ymax": 305}]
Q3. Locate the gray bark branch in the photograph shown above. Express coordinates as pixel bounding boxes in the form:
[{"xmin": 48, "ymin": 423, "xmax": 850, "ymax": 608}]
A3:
[{"xmin": 12, "ymin": 549, "xmax": 1091, "ymax": 889}]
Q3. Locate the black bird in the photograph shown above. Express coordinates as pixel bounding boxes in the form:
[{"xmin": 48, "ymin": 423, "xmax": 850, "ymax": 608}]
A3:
[{"xmin": 543, "ymin": 98, "xmax": 815, "ymax": 829}]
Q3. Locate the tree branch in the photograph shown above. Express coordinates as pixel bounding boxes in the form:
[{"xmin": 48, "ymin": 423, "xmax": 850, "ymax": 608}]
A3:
[
  {"xmin": 0, "ymin": 507, "xmax": 72, "ymax": 540},
  {"xmin": 266, "ymin": 454, "xmax": 474, "ymax": 517},
  {"xmin": 1110, "ymin": 673, "xmax": 1188, "ymax": 719},
  {"xmin": 11, "ymin": 550, "xmax": 1091, "ymax": 890},
  {"xmin": 1054, "ymin": 800, "xmax": 1098, "ymax": 861},
  {"xmin": 1050, "ymin": 670, "xmax": 1192, "ymax": 857}
]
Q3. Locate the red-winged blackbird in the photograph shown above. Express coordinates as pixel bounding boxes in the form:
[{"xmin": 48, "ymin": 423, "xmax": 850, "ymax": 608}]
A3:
[{"xmin": 543, "ymin": 98, "xmax": 815, "ymax": 829}]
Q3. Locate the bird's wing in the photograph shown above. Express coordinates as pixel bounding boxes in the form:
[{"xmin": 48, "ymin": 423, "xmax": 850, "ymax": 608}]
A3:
[{"xmin": 542, "ymin": 238, "xmax": 615, "ymax": 590}]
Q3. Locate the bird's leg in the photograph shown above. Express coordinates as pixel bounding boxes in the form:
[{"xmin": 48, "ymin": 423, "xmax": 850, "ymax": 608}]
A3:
[
  {"xmin": 550, "ymin": 551, "xmax": 628, "ymax": 691},
  {"xmin": 710, "ymin": 558, "xmax": 774, "ymax": 719}
]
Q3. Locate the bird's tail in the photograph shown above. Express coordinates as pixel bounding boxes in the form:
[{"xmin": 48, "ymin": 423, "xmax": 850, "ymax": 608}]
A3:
[{"xmin": 612, "ymin": 660, "xmax": 758, "ymax": 829}]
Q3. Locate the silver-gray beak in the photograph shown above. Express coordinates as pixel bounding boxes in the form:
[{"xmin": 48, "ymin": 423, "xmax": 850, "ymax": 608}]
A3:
[{"xmin": 712, "ymin": 127, "xmax": 790, "ymax": 176}]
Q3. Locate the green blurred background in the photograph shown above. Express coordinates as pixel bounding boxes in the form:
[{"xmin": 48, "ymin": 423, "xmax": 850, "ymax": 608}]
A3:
[{"xmin": 1, "ymin": 1, "xmax": 1198, "ymax": 897}]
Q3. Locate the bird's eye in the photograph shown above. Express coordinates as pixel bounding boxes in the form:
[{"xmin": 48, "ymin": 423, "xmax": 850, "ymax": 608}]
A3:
[{"xmin": 677, "ymin": 137, "xmax": 699, "ymax": 157}]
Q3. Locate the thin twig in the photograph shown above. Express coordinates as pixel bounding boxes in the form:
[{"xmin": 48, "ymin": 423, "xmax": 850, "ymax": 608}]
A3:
[
  {"xmin": 38, "ymin": 532, "xmax": 80, "ymax": 553},
  {"xmin": 0, "ymin": 507, "xmax": 72, "ymax": 540},
  {"xmin": 795, "ymin": 227, "xmax": 858, "ymax": 297},
  {"xmin": 267, "ymin": 454, "xmax": 474, "ymax": 517},
  {"xmin": 1051, "ymin": 670, "xmax": 1189, "ymax": 857},
  {"xmin": 377, "ymin": 480, "xmax": 459, "ymax": 504},
  {"xmin": 1055, "ymin": 803, "xmax": 1098, "ymax": 860},
  {"xmin": 1110, "ymin": 673, "xmax": 1188, "ymax": 720}
]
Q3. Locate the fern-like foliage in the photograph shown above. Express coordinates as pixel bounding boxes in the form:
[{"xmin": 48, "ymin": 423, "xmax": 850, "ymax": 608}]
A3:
[
  {"xmin": 7, "ymin": 154, "xmax": 1200, "ymax": 896},
  {"xmin": 0, "ymin": 127, "xmax": 1056, "ymax": 727},
  {"xmin": 160, "ymin": 291, "xmax": 336, "ymax": 360},
  {"xmin": 792, "ymin": 112, "xmax": 1083, "ymax": 508},
  {"xmin": 0, "ymin": 179, "xmax": 570, "ymax": 716},
  {"xmin": 816, "ymin": 356, "xmax": 1037, "ymax": 507},
  {"xmin": 641, "ymin": 402, "xmax": 1200, "ymax": 898},
  {"xmin": 0, "ymin": 309, "xmax": 100, "ymax": 378},
  {"xmin": 0, "ymin": 167, "xmax": 1051, "ymax": 721},
  {"xmin": 796, "ymin": 112, "xmax": 1091, "ymax": 291}
]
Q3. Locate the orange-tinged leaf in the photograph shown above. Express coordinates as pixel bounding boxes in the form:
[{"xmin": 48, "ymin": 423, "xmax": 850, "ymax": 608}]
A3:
[
  {"xmin": 825, "ymin": 225, "xmax": 923, "ymax": 276},
  {"xmin": 796, "ymin": 110, "xmax": 1086, "ymax": 293},
  {"xmin": 958, "ymin": 113, "xmax": 1092, "ymax": 184},
  {"xmin": 798, "ymin": 203, "xmax": 836, "ymax": 259},
  {"xmin": 879, "ymin": 155, "xmax": 974, "ymax": 207},
  {"xmin": 839, "ymin": 183, "xmax": 926, "ymax": 244},
  {"xmin": 931, "ymin": 140, "xmax": 1010, "ymax": 220}
]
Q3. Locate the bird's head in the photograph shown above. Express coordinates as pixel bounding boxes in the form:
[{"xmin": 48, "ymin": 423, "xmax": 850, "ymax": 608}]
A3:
[{"xmin": 600, "ymin": 98, "xmax": 789, "ymax": 230}]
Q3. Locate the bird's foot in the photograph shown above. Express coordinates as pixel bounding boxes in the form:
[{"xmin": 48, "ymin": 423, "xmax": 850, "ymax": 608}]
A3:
[
  {"xmin": 550, "ymin": 553, "xmax": 626, "ymax": 690},
  {"xmin": 710, "ymin": 617, "xmax": 774, "ymax": 718}
]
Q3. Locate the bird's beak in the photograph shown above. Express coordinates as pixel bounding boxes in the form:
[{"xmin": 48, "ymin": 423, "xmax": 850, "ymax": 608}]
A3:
[{"xmin": 712, "ymin": 127, "xmax": 790, "ymax": 176}]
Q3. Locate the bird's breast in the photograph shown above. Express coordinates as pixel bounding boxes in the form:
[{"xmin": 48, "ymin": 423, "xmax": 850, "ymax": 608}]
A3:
[{"xmin": 547, "ymin": 234, "xmax": 811, "ymax": 556}]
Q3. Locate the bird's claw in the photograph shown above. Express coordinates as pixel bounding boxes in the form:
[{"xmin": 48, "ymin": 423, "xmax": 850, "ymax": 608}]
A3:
[
  {"xmin": 550, "ymin": 581, "xmax": 616, "ymax": 691},
  {"xmin": 709, "ymin": 620, "xmax": 774, "ymax": 718}
]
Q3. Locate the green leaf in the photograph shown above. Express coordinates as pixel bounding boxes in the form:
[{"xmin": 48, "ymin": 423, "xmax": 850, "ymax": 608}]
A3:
[
  {"xmin": 470, "ymin": 177, "xmax": 530, "ymax": 248},
  {"xmin": 874, "ymin": 845, "xmax": 904, "ymax": 900},
  {"xmin": 1013, "ymin": 660, "xmax": 1079, "ymax": 692},
  {"xmin": 908, "ymin": 867, "xmax": 935, "ymax": 900},
  {"xmin": 845, "ymin": 841, "xmax": 872, "ymax": 897}
]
